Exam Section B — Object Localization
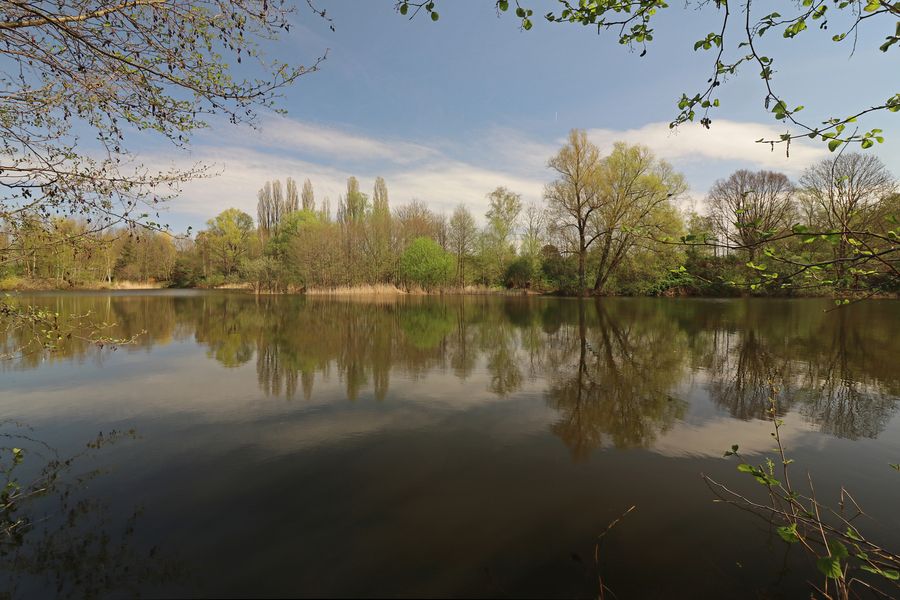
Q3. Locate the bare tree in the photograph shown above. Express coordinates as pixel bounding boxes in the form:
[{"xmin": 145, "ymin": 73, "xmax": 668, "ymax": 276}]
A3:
[
  {"xmin": 448, "ymin": 204, "xmax": 476, "ymax": 285},
  {"xmin": 520, "ymin": 201, "xmax": 546, "ymax": 265},
  {"xmin": 285, "ymin": 178, "xmax": 300, "ymax": 213},
  {"xmin": 708, "ymin": 170, "xmax": 796, "ymax": 262},
  {"xmin": 799, "ymin": 153, "xmax": 897, "ymax": 282},
  {"xmin": 301, "ymin": 178, "xmax": 316, "ymax": 212}
]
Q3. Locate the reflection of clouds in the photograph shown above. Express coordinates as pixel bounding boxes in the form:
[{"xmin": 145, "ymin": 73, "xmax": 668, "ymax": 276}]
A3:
[
  {"xmin": 650, "ymin": 408, "xmax": 823, "ymax": 459},
  {"xmin": 0, "ymin": 346, "xmax": 549, "ymax": 452},
  {"xmin": 3, "ymin": 294, "xmax": 899, "ymax": 463}
]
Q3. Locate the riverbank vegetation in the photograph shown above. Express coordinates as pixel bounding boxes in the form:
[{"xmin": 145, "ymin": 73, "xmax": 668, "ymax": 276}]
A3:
[{"xmin": 2, "ymin": 134, "xmax": 897, "ymax": 297}]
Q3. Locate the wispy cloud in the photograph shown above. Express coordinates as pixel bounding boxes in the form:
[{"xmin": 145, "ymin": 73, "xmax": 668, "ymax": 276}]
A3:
[
  {"xmin": 216, "ymin": 114, "xmax": 439, "ymax": 165},
  {"xmin": 158, "ymin": 146, "xmax": 544, "ymax": 224},
  {"xmin": 586, "ymin": 120, "xmax": 829, "ymax": 173},
  {"xmin": 161, "ymin": 116, "xmax": 845, "ymax": 228}
]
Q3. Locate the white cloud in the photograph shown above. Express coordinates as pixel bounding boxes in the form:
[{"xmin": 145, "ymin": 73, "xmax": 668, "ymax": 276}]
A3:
[
  {"xmin": 220, "ymin": 114, "xmax": 439, "ymax": 165},
  {"xmin": 474, "ymin": 126, "xmax": 560, "ymax": 176},
  {"xmin": 158, "ymin": 116, "xmax": 848, "ymax": 226},
  {"xmin": 388, "ymin": 161, "xmax": 545, "ymax": 216},
  {"xmin": 150, "ymin": 148, "xmax": 350, "ymax": 223},
  {"xmin": 155, "ymin": 146, "xmax": 544, "ymax": 224},
  {"xmin": 586, "ymin": 120, "xmax": 829, "ymax": 173}
]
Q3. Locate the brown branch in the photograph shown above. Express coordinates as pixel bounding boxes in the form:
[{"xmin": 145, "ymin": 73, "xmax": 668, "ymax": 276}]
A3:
[{"xmin": 0, "ymin": 0, "xmax": 166, "ymax": 30}]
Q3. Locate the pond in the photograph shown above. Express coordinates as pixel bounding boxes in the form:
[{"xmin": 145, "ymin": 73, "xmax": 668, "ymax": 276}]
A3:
[{"xmin": 1, "ymin": 292, "xmax": 899, "ymax": 598}]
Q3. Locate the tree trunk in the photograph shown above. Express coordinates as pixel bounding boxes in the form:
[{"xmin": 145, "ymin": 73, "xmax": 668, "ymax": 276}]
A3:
[{"xmin": 578, "ymin": 228, "xmax": 586, "ymax": 295}]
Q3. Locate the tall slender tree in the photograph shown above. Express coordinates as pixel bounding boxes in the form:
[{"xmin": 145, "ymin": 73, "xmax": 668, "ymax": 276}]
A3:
[
  {"xmin": 484, "ymin": 187, "xmax": 522, "ymax": 284},
  {"xmin": 449, "ymin": 205, "xmax": 477, "ymax": 286},
  {"xmin": 370, "ymin": 177, "xmax": 392, "ymax": 282},
  {"xmin": 301, "ymin": 179, "xmax": 316, "ymax": 212},
  {"xmin": 285, "ymin": 178, "xmax": 300, "ymax": 213}
]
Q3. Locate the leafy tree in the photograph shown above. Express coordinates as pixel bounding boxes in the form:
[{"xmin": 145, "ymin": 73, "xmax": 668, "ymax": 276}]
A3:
[
  {"xmin": 399, "ymin": 237, "xmax": 453, "ymax": 290},
  {"xmin": 540, "ymin": 244, "xmax": 579, "ymax": 294},
  {"xmin": 504, "ymin": 256, "xmax": 534, "ymax": 289},
  {"xmin": 544, "ymin": 129, "xmax": 604, "ymax": 294},
  {"xmin": 338, "ymin": 177, "xmax": 369, "ymax": 224},
  {"xmin": 368, "ymin": 177, "xmax": 393, "ymax": 282},
  {"xmin": 200, "ymin": 208, "xmax": 256, "ymax": 278},
  {"xmin": 0, "ymin": 0, "xmax": 319, "ymax": 350},
  {"xmin": 484, "ymin": 186, "xmax": 522, "ymax": 282},
  {"xmin": 240, "ymin": 256, "xmax": 281, "ymax": 294},
  {"xmin": 0, "ymin": 0, "xmax": 318, "ymax": 250},
  {"xmin": 337, "ymin": 177, "xmax": 370, "ymax": 284},
  {"xmin": 286, "ymin": 216, "xmax": 343, "ymax": 288},
  {"xmin": 590, "ymin": 142, "xmax": 687, "ymax": 292}
]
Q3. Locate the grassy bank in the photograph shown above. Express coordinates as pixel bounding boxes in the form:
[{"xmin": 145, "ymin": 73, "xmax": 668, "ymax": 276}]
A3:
[
  {"xmin": 302, "ymin": 284, "xmax": 539, "ymax": 296},
  {"xmin": 3, "ymin": 277, "xmax": 895, "ymax": 300},
  {"xmin": 0, "ymin": 276, "xmax": 167, "ymax": 292}
]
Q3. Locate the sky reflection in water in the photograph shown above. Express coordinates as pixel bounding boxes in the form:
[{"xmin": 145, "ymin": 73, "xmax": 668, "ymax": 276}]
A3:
[{"xmin": 1, "ymin": 292, "xmax": 898, "ymax": 598}]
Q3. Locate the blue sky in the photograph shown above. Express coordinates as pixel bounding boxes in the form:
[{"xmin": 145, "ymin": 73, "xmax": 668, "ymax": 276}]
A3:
[{"xmin": 156, "ymin": 1, "xmax": 899, "ymax": 231}]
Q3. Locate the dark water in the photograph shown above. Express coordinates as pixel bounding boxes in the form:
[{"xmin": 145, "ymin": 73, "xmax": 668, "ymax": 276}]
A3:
[{"xmin": 1, "ymin": 292, "xmax": 899, "ymax": 598}]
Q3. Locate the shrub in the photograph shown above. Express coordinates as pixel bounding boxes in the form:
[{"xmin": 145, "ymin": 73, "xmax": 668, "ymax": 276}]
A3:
[
  {"xmin": 399, "ymin": 237, "xmax": 453, "ymax": 290},
  {"xmin": 504, "ymin": 257, "xmax": 534, "ymax": 289}
]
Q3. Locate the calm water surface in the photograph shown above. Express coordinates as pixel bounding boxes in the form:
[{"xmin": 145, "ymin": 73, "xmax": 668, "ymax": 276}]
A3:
[{"xmin": 1, "ymin": 292, "xmax": 899, "ymax": 598}]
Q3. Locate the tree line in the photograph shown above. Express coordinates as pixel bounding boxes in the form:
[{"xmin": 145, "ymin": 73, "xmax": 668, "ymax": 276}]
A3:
[{"xmin": 2, "ymin": 130, "xmax": 897, "ymax": 296}]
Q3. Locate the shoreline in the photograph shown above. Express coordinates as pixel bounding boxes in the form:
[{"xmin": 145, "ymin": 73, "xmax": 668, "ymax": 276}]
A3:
[{"xmin": 1, "ymin": 281, "xmax": 895, "ymax": 300}]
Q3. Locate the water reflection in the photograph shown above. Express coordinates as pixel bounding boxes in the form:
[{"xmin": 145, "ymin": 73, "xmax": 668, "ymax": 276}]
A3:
[
  {"xmin": 544, "ymin": 301, "xmax": 688, "ymax": 459},
  {"xmin": 3, "ymin": 293, "xmax": 898, "ymax": 447},
  {"xmin": 0, "ymin": 424, "xmax": 177, "ymax": 598}
]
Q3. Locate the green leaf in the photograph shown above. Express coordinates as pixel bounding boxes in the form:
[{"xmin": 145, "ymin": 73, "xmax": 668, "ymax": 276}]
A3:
[
  {"xmin": 828, "ymin": 139, "xmax": 842, "ymax": 152},
  {"xmin": 817, "ymin": 555, "xmax": 843, "ymax": 579},
  {"xmin": 430, "ymin": 10, "xmax": 439, "ymax": 21},
  {"xmin": 828, "ymin": 540, "xmax": 849, "ymax": 560},
  {"xmin": 861, "ymin": 565, "xmax": 900, "ymax": 580},
  {"xmin": 776, "ymin": 524, "xmax": 800, "ymax": 543},
  {"xmin": 399, "ymin": 2, "xmax": 408, "ymax": 15},
  {"xmin": 863, "ymin": 0, "xmax": 881, "ymax": 12},
  {"xmin": 498, "ymin": 0, "xmax": 509, "ymax": 10}
]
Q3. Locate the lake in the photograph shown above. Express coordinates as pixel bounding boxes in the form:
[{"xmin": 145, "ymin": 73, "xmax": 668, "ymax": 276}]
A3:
[{"xmin": 1, "ymin": 292, "xmax": 899, "ymax": 598}]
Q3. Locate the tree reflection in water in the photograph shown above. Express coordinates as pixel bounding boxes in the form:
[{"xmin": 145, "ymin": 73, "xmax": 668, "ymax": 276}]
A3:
[
  {"xmin": 3, "ymin": 293, "xmax": 898, "ymax": 451},
  {"xmin": 544, "ymin": 301, "xmax": 688, "ymax": 459},
  {"xmin": 0, "ymin": 423, "xmax": 176, "ymax": 598}
]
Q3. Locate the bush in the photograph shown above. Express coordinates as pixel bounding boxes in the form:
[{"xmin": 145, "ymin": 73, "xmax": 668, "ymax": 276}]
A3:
[
  {"xmin": 0, "ymin": 275, "xmax": 25, "ymax": 290},
  {"xmin": 399, "ymin": 237, "xmax": 453, "ymax": 290},
  {"xmin": 169, "ymin": 257, "xmax": 202, "ymax": 288},
  {"xmin": 540, "ymin": 245, "xmax": 579, "ymax": 294},
  {"xmin": 504, "ymin": 257, "xmax": 534, "ymax": 289}
]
